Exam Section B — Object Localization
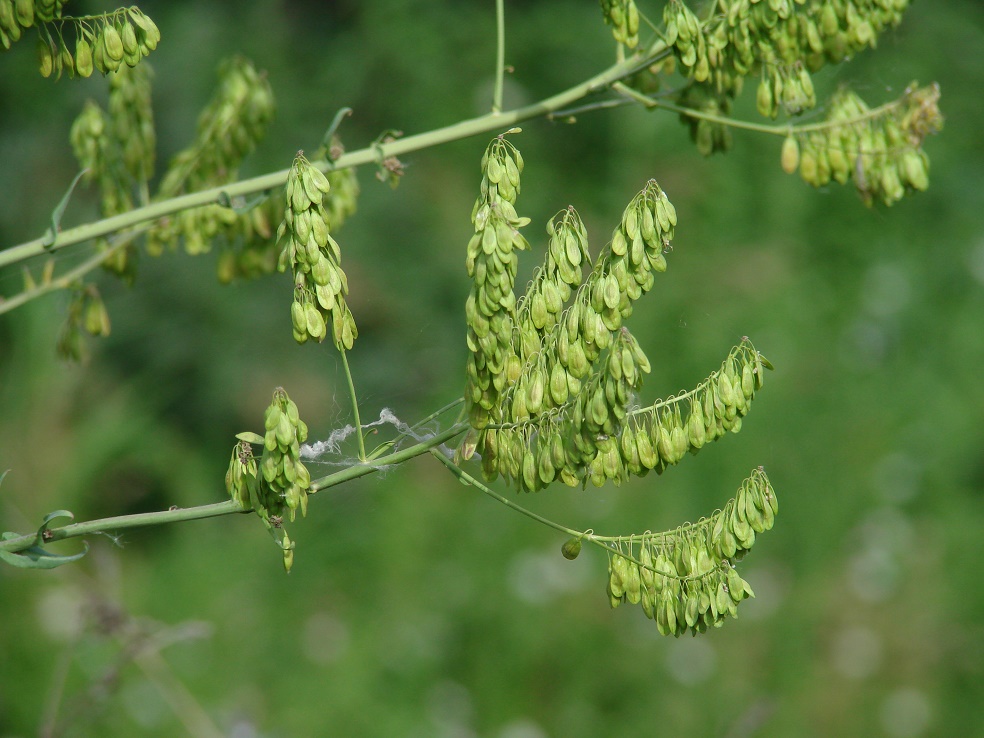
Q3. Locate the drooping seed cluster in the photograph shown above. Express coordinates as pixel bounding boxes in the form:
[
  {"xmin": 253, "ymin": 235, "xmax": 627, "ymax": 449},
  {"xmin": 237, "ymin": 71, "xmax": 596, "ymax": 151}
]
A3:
[
  {"xmin": 661, "ymin": 0, "xmax": 909, "ymax": 116},
  {"xmin": 487, "ymin": 335, "xmax": 768, "ymax": 492},
  {"xmin": 464, "ymin": 133, "xmax": 531, "ymax": 429},
  {"xmin": 69, "ymin": 63, "xmax": 154, "ymax": 279},
  {"xmin": 149, "ymin": 57, "xmax": 274, "ymax": 255},
  {"xmin": 0, "ymin": 0, "xmax": 64, "ymax": 43},
  {"xmin": 56, "ymin": 285, "xmax": 110, "ymax": 362},
  {"xmin": 278, "ymin": 153, "xmax": 358, "ymax": 350},
  {"xmin": 1, "ymin": 3, "xmax": 160, "ymax": 78},
  {"xmin": 605, "ymin": 467, "xmax": 776, "ymax": 636},
  {"xmin": 458, "ymin": 138, "xmax": 753, "ymax": 495},
  {"xmin": 225, "ymin": 388, "xmax": 312, "ymax": 525},
  {"xmin": 216, "ymin": 143, "xmax": 358, "ymax": 286},
  {"xmin": 784, "ymin": 82, "xmax": 942, "ymax": 206},
  {"xmin": 259, "ymin": 390, "xmax": 312, "ymax": 522},
  {"xmin": 599, "ymin": 0, "xmax": 640, "ymax": 48}
]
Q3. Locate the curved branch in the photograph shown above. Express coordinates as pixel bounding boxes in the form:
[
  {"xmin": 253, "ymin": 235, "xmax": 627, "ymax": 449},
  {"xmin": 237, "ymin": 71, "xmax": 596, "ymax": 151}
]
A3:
[{"xmin": 0, "ymin": 41, "xmax": 670, "ymax": 273}]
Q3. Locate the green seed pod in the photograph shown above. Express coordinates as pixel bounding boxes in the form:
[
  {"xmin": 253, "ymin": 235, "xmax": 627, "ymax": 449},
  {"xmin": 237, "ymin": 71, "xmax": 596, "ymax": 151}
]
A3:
[
  {"xmin": 522, "ymin": 450, "xmax": 538, "ymax": 491},
  {"xmin": 83, "ymin": 295, "xmax": 111, "ymax": 336},
  {"xmin": 121, "ymin": 20, "xmax": 139, "ymax": 56},
  {"xmin": 624, "ymin": 560, "xmax": 642, "ymax": 605},
  {"xmin": 37, "ymin": 35, "xmax": 55, "ymax": 78},
  {"xmin": 102, "ymin": 23, "xmax": 125, "ymax": 62},
  {"xmin": 757, "ymin": 77, "xmax": 774, "ymax": 118},
  {"xmin": 549, "ymin": 362, "xmax": 569, "ymax": 405},
  {"xmin": 636, "ymin": 426, "xmax": 658, "ymax": 470},
  {"xmin": 14, "ymin": 0, "xmax": 32, "ymax": 27},
  {"xmin": 610, "ymin": 555, "xmax": 629, "ymax": 599},
  {"xmin": 781, "ymin": 135, "xmax": 800, "ymax": 174},
  {"xmin": 537, "ymin": 442, "xmax": 556, "ymax": 484},
  {"xmin": 75, "ymin": 36, "xmax": 94, "ymax": 77},
  {"xmin": 291, "ymin": 300, "xmax": 306, "ymax": 333},
  {"xmin": 305, "ymin": 304, "xmax": 326, "ymax": 340},
  {"xmin": 561, "ymin": 537, "xmax": 582, "ymax": 560},
  {"xmin": 261, "ymin": 452, "xmax": 278, "ymax": 483},
  {"xmin": 687, "ymin": 408, "xmax": 706, "ymax": 449}
]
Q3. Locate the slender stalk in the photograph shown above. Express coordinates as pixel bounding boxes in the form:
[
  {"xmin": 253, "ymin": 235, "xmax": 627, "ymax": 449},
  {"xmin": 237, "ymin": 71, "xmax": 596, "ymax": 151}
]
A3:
[
  {"xmin": 310, "ymin": 422, "xmax": 466, "ymax": 491},
  {"xmin": 492, "ymin": 0, "xmax": 505, "ymax": 113},
  {"xmin": 0, "ymin": 421, "xmax": 469, "ymax": 556},
  {"xmin": 0, "ymin": 40, "xmax": 668, "ymax": 273},
  {"xmin": 613, "ymin": 81, "xmax": 907, "ymax": 136},
  {"xmin": 134, "ymin": 651, "xmax": 225, "ymax": 738},
  {"xmin": 428, "ymin": 449, "xmax": 647, "ymax": 565},
  {"xmin": 0, "ymin": 228, "xmax": 140, "ymax": 316},
  {"xmin": 0, "ymin": 500, "xmax": 245, "ymax": 554},
  {"xmin": 339, "ymin": 349, "xmax": 366, "ymax": 462}
]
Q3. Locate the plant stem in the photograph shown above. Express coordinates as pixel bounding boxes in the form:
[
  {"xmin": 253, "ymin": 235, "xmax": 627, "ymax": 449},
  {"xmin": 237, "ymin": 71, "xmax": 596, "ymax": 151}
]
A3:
[
  {"xmin": 339, "ymin": 349, "xmax": 366, "ymax": 462},
  {"xmin": 613, "ymin": 81, "xmax": 907, "ymax": 136},
  {"xmin": 310, "ymin": 422, "xmax": 466, "ymax": 491},
  {"xmin": 0, "ymin": 500, "xmax": 245, "ymax": 554},
  {"xmin": 428, "ymin": 449, "xmax": 645, "ymax": 564},
  {"xmin": 0, "ymin": 40, "xmax": 669, "ymax": 274},
  {"xmin": 493, "ymin": 0, "xmax": 505, "ymax": 113},
  {"xmin": 0, "ymin": 421, "xmax": 469, "ymax": 556},
  {"xmin": 0, "ymin": 229, "xmax": 140, "ymax": 316}
]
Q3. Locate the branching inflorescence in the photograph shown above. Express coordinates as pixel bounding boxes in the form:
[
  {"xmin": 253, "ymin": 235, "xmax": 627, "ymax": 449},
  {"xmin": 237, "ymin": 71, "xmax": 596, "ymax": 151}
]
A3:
[
  {"xmin": 0, "ymin": 1, "xmax": 942, "ymax": 636},
  {"xmin": 455, "ymin": 130, "xmax": 774, "ymax": 633}
]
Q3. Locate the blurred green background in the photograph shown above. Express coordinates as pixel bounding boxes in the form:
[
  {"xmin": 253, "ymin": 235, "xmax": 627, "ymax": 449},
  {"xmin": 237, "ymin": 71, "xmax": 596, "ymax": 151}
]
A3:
[{"xmin": 2, "ymin": 1, "xmax": 982, "ymax": 736}]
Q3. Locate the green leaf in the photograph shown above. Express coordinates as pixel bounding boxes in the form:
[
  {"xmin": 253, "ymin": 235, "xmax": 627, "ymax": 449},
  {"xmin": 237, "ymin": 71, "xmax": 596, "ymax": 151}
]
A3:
[
  {"xmin": 235, "ymin": 431, "xmax": 266, "ymax": 445},
  {"xmin": 0, "ymin": 533, "xmax": 89, "ymax": 570},
  {"xmin": 42, "ymin": 170, "xmax": 89, "ymax": 248},
  {"xmin": 38, "ymin": 509, "xmax": 74, "ymax": 542}
]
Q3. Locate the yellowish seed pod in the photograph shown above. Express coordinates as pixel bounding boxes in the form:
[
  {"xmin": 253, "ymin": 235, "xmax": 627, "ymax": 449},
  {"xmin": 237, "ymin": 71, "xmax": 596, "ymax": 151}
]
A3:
[
  {"xmin": 561, "ymin": 537, "xmax": 582, "ymax": 560},
  {"xmin": 781, "ymin": 135, "xmax": 800, "ymax": 174}
]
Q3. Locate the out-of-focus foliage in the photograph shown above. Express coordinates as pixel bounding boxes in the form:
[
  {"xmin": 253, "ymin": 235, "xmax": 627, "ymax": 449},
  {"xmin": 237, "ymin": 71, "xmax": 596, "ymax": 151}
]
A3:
[{"xmin": 1, "ymin": 1, "xmax": 982, "ymax": 736}]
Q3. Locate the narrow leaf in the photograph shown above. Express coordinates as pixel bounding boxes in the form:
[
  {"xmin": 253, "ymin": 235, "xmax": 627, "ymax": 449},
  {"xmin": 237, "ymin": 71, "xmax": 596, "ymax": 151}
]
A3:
[
  {"xmin": 0, "ymin": 537, "xmax": 89, "ymax": 570},
  {"xmin": 42, "ymin": 169, "xmax": 89, "ymax": 248}
]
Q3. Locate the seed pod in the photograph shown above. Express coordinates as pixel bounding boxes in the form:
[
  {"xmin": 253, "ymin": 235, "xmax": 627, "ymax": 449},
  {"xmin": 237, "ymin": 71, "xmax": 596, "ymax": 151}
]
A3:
[
  {"xmin": 757, "ymin": 77, "xmax": 774, "ymax": 118},
  {"xmin": 781, "ymin": 135, "xmax": 800, "ymax": 174},
  {"xmin": 548, "ymin": 362, "xmax": 569, "ymax": 405},
  {"xmin": 121, "ymin": 20, "xmax": 138, "ymax": 56},
  {"xmin": 636, "ymin": 426, "xmax": 658, "ymax": 470},
  {"xmin": 102, "ymin": 23, "xmax": 125, "ymax": 63},
  {"xmin": 624, "ymin": 560, "xmax": 642, "ymax": 605},
  {"xmin": 561, "ymin": 537, "xmax": 582, "ymax": 560},
  {"xmin": 305, "ymin": 304, "xmax": 326, "ymax": 340},
  {"xmin": 687, "ymin": 408, "xmax": 706, "ymax": 449},
  {"xmin": 37, "ymin": 35, "xmax": 55, "ymax": 78},
  {"xmin": 610, "ymin": 555, "xmax": 629, "ymax": 600},
  {"xmin": 521, "ymin": 451, "xmax": 538, "ymax": 492}
]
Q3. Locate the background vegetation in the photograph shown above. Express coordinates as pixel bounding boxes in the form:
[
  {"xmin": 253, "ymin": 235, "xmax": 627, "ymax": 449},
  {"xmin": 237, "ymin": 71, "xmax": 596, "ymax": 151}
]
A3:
[{"xmin": 1, "ymin": 1, "xmax": 982, "ymax": 736}]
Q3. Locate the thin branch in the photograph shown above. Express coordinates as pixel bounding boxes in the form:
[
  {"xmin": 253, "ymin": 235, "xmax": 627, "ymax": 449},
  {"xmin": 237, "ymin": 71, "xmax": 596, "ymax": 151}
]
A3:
[
  {"xmin": 339, "ymin": 349, "xmax": 366, "ymax": 462},
  {"xmin": 1, "ymin": 421, "xmax": 470, "ymax": 556},
  {"xmin": 0, "ymin": 227, "xmax": 142, "ymax": 316},
  {"xmin": 0, "ymin": 39, "xmax": 670, "ymax": 274},
  {"xmin": 613, "ymin": 81, "xmax": 908, "ymax": 137},
  {"xmin": 0, "ymin": 500, "xmax": 246, "ymax": 554},
  {"xmin": 493, "ymin": 0, "xmax": 505, "ymax": 113},
  {"xmin": 428, "ymin": 449, "xmax": 650, "ymax": 567}
]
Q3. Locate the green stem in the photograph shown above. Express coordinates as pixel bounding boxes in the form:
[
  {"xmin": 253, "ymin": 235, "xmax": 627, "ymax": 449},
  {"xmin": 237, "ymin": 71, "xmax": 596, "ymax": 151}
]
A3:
[
  {"xmin": 613, "ymin": 81, "xmax": 906, "ymax": 136},
  {"xmin": 0, "ymin": 40, "xmax": 669, "ymax": 274},
  {"xmin": 1, "ymin": 421, "xmax": 470, "ymax": 555},
  {"xmin": 0, "ymin": 500, "xmax": 245, "ymax": 555},
  {"xmin": 339, "ymin": 349, "xmax": 366, "ymax": 462},
  {"xmin": 309, "ymin": 422, "xmax": 466, "ymax": 492},
  {"xmin": 0, "ymin": 228, "xmax": 140, "ymax": 316},
  {"xmin": 493, "ymin": 0, "xmax": 505, "ymax": 113},
  {"xmin": 428, "ymin": 449, "xmax": 647, "ymax": 565}
]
